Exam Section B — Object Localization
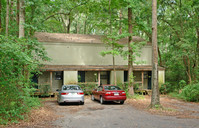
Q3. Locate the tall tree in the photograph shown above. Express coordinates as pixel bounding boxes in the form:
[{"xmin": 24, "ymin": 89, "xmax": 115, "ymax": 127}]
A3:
[
  {"xmin": 150, "ymin": 0, "xmax": 160, "ymax": 108},
  {"xmin": 16, "ymin": 0, "xmax": 19, "ymax": 25},
  {"xmin": 19, "ymin": 0, "xmax": 25, "ymax": 38},
  {"xmin": 6, "ymin": 0, "xmax": 9, "ymax": 36},
  {"xmin": 108, "ymin": 0, "xmax": 117, "ymax": 85},
  {"xmin": 0, "ymin": 0, "xmax": 2, "ymax": 33},
  {"xmin": 10, "ymin": 0, "xmax": 13, "ymax": 22},
  {"xmin": 128, "ymin": 7, "xmax": 134, "ymax": 96}
]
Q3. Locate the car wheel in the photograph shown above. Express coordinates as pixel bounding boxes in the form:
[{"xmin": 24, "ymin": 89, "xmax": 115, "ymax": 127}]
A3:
[
  {"xmin": 58, "ymin": 101, "xmax": 62, "ymax": 105},
  {"xmin": 120, "ymin": 101, "xmax": 124, "ymax": 104},
  {"xmin": 80, "ymin": 102, "xmax": 84, "ymax": 105},
  {"xmin": 100, "ymin": 96, "xmax": 104, "ymax": 104},
  {"xmin": 91, "ymin": 94, "xmax": 95, "ymax": 101}
]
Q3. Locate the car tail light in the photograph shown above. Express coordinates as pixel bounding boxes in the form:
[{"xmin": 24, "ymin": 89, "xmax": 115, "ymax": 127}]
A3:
[
  {"xmin": 120, "ymin": 92, "xmax": 126, "ymax": 96},
  {"xmin": 105, "ymin": 92, "xmax": 114, "ymax": 96},
  {"xmin": 77, "ymin": 92, "xmax": 84, "ymax": 95},
  {"xmin": 61, "ymin": 93, "xmax": 69, "ymax": 95}
]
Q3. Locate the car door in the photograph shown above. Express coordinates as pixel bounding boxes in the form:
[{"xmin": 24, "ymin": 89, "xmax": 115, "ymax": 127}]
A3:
[
  {"xmin": 57, "ymin": 88, "xmax": 62, "ymax": 102},
  {"xmin": 96, "ymin": 86, "xmax": 103, "ymax": 100}
]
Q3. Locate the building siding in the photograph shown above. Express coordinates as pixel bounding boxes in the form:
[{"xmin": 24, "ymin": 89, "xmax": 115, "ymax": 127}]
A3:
[{"xmin": 42, "ymin": 42, "xmax": 152, "ymax": 66}]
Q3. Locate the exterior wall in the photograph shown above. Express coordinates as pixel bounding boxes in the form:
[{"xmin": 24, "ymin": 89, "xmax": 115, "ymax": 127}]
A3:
[
  {"xmin": 64, "ymin": 71, "xmax": 78, "ymax": 84},
  {"xmin": 52, "ymin": 72, "xmax": 63, "ymax": 91},
  {"xmin": 134, "ymin": 72, "xmax": 142, "ymax": 82},
  {"xmin": 110, "ymin": 71, "xmax": 124, "ymax": 84},
  {"xmin": 135, "ymin": 46, "xmax": 152, "ymax": 65},
  {"xmin": 42, "ymin": 42, "xmax": 152, "ymax": 66},
  {"xmin": 38, "ymin": 70, "xmax": 164, "ymax": 92},
  {"xmin": 158, "ymin": 70, "xmax": 165, "ymax": 85},
  {"xmin": 85, "ymin": 71, "xmax": 98, "ymax": 82},
  {"xmin": 134, "ymin": 71, "xmax": 148, "ymax": 90},
  {"xmin": 144, "ymin": 77, "xmax": 148, "ymax": 89},
  {"xmin": 38, "ymin": 71, "xmax": 50, "ymax": 85},
  {"xmin": 39, "ymin": 42, "xmax": 164, "ymax": 90},
  {"xmin": 38, "ymin": 71, "xmax": 63, "ymax": 92}
]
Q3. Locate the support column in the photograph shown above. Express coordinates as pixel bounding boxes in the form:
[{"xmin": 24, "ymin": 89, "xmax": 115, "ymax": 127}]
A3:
[
  {"xmin": 142, "ymin": 71, "xmax": 144, "ymax": 94},
  {"xmin": 50, "ymin": 71, "xmax": 52, "ymax": 93},
  {"xmin": 98, "ymin": 71, "xmax": 101, "ymax": 86}
]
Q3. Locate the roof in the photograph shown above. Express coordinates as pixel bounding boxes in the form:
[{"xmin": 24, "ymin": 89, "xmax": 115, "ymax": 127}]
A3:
[
  {"xmin": 40, "ymin": 65, "xmax": 165, "ymax": 71},
  {"xmin": 34, "ymin": 32, "xmax": 148, "ymax": 44}
]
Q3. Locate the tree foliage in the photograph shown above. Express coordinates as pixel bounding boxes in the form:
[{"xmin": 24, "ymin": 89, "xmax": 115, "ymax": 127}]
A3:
[
  {"xmin": 158, "ymin": 0, "xmax": 199, "ymax": 85},
  {"xmin": 0, "ymin": 36, "xmax": 49, "ymax": 124}
]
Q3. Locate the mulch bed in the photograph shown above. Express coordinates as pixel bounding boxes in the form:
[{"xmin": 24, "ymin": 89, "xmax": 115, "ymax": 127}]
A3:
[
  {"xmin": 126, "ymin": 95, "xmax": 199, "ymax": 119},
  {"xmin": 3, "ymin": 100, "xmax": 58, "ymax": 128}
]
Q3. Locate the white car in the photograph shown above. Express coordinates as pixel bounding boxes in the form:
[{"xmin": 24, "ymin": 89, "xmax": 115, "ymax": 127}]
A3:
[{"xmin": 57, "ymin": 85, "xmax": 84, "ymax": 105}]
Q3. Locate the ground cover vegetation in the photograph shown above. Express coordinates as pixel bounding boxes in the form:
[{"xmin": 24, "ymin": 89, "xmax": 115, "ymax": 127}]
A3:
[{"xmin": 0, "ymin": 0, "xmax": 199, "ymax": 125}]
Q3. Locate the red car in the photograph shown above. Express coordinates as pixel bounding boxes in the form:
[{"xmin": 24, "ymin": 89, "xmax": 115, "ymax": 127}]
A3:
[{"xmin": 91, "ymin": 85, "xmax": 126, "ymax": 104}]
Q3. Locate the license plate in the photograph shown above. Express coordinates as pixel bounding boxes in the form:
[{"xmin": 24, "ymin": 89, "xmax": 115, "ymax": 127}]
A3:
[
  {"xmin": 114, "ymin": 93, "xmax": 119, "ymax": 95},
  {"xmin": 70, "ymin": 93, "xmax": 76, "ymax": 95}
]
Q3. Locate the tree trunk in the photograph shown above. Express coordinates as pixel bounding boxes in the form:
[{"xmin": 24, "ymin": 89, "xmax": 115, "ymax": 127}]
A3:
[
  {"xmin": 158, "ymin": 47, "xmax": 162, "ymax": 66},
  {"xmin": 194, "ymin": 28, "xmax": 199, "ymax": 81},
  {"xmin": 10, "ymin": 0, "xmax": 13, "ymax": 22},
  {"xmin": 109, "ymin": 0, "xmax": 116, "ymax": 85},
  {"xmin": 76, "ymin": 20, "xmax": 79, "ymax": 34},
  {"xmin": 16, "ymin": 0, "xmax": 19, "ymax": 36},
  {"xmin": 186, "ymin": 57, "xmax": 191, "ymax": 84},
  {"xmin": 60, "ymin": 14, "xmax": 67, "ymax": 33},
  {"xmin": 19, "ymin": 0, "xmax": 29, "ymax": 85},
  {"xmin": 19, "ymin": 0, "xmax": 25, "ymax": 38},
  {"xmin": 119, "ymin": 9, "xmax": 122, "ymax": 35},
  {"xmin": 0, "ymin": 0, "xmax": 2, "ymax": 33},
  {"xmin": 197, "ymin": 29, "xmax": 199, "ymax": 67},
  {"xmin": 128, "ymin": 7, "xmax": 134, "ymax": 96},
  {"xmin": 150, "ymin": 0, "xmax": 160, "ymax": 108},
  {"xmin": 29, "ymin": 5, "xmax": 35, "ymax": 36},
  {"xmin": 84, "ymin": 16, "xmax": 87, "ymax": 34},
  {"xmin": 183, "ymin": 56, "xmax": 192, "ymax": 84},
  {"xmin": 67, "ymin": 16, "xmax": 71, "ymax": 33},
  {"xmin": 6, "ymin": 0, "xmax": 10, "ymax": 36}
]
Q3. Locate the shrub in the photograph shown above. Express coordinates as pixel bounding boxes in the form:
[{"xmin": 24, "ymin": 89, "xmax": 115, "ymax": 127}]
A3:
[
  {"xmin": 117, "ymin": 83, "xmax": 129, "ymax": 97},
  {"xmin": 78, "ymin": 82, "xmax": 98, "ymax": 95},
  {"xmin": 38, "ymin": 84, "xmax": 50, "ymax": 96},
  {"xmin": 180, "ymin": 83, "xmax": 199, "ymax": 102},
  {"xmin": 159, "ymin": 82, "xmax": 178, "ymax": 94},
  {"xmin": 178, "ymin": 80, "xmax": 186, "ymax": 90},
  {"xmin": 159, "ymin": 84, "xmax": 167, "ymax": 94},
  {"xmin": 133, "ymin": 83, "xmax": 140, "ymax": 91}
]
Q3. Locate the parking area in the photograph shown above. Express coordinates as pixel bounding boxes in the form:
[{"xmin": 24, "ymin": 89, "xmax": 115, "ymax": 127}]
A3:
[{"xmin": 47, "ymin": 96, "xmax": 199, "ymax": 128}]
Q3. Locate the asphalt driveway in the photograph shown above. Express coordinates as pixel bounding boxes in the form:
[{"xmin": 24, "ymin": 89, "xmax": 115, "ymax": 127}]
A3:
[{"xmin": 46, "ymin": 97, "xmax": 199, "ymax": 128}]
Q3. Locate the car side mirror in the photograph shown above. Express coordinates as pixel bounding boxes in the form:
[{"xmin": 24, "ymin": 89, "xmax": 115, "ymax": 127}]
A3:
[{"xmin": 56, "ymin": 89, "xmax": 60, "ymax": 91}]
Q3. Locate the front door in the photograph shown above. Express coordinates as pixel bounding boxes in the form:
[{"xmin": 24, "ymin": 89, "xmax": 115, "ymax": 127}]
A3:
[
  {"xmin": 148, "ymin": 71, "xmax": 152, "ymax": 89},
  {"xmin": 100, "ymin": 71, "xmax": 110, "ymax": 85}
]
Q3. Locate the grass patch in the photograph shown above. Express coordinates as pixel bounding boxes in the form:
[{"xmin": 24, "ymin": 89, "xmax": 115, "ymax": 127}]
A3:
[
  {"xmin": 128, "ymin": 93, "xmax": 145, "ymax": 99},
  {"xmin": 168, "ymin": 92, "xmax": 184, "ymax": 100}
]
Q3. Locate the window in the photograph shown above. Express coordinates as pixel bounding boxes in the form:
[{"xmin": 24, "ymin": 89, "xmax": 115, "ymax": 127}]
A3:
[
  {"xmin": 104, "ymin": 86, "xmax": 121, "ymax": 90},
  {"xmin": 63, "ymin": 86, "xmax": 81, "ymax": 90},
  {"xmin": 98, "ymin": 86, "xmax": 103, "ymax": 91},
  {"xmin": 55, "ymin": 71, "xmax": 63, "ymax": 80},
  {"xmin": 78, "ymin": 71, "xmax": 85, "ymax": 82},
  {"xmin": 124, "ymin": 71, "xmax": 128, "ymax": 82}
]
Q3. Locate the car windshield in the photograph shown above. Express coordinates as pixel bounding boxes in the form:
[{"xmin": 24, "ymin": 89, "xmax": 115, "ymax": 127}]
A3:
[
  {"xmin": 63, "ymin": 86, "xmax": 81, "ymax": 90},
  {"xmin": 104, "ymin": 86, "xmax": 121, "ymax": 90}
]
